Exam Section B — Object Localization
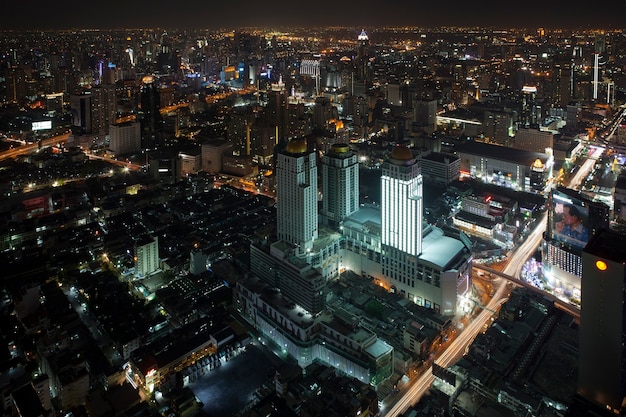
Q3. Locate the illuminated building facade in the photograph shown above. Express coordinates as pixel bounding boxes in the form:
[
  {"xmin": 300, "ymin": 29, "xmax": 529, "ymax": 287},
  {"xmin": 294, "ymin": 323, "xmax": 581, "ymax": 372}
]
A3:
[
  {"xmin": 542, "ymin": 187, "xmax": 610, "ymax": 301},
  {"xmin": 321, "ymin": 143, "xmax": 359, "ymax": 227},
  {"xmin": 579, "ymin": 228, "xmax": 626, "ymax": 415},
  {"xmin": 235, "ymin": 275, "xmax": 393, "ymax": 386},
  {"xmin": 377, "ymin": 146, "xmax": 471, "ymax": 315},
  {"xmin": 134, "ymin": 235, "xmax": 159, "ymax": 277},
  {"xmin": 276, "ymin": 138, "xmax": 318, "ymax": 251},
  {"xmin": 418, "ymin": 151, "xmax": 460, "ymax": 186},
  {"xmin": 456, "ymin": 141, "xmax": 553, "ymax": 193},
  {"xmin": 381, "ymin": 146, "xmax": 423, "ymax": 256}
]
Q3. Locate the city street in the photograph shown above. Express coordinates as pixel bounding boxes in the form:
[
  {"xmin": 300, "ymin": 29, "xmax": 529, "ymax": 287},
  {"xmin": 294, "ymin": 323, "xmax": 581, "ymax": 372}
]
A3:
[{"xmin": 383, "ymin": 274, "xmax": 512, "ymax": 417}]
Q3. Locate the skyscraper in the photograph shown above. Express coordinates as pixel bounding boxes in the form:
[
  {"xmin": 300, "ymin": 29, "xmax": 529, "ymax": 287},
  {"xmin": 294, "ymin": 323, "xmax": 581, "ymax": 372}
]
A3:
[
  {"xmin": 139, "ymin": 76, "xmax": 162, "ymax": 149},
  {"xmin": 70, "ymin": 93, "xmax": 92, "ymax": 134},
  {"xmin": 91, "ymin": 84, "xmax": 117, "ymax": 136},
  {"xmin": 276, "ymin": 137, "xmax": 318, "ymax": 251},
  {"xmin": 381, "ymin": 145, "xmax": 423, "ymax": 256},
  {"xmin": 579, "ymin": 228, "xmax": 626, "ymax": 415},
  {"xmin": 266, "ymin": 77, "xmax": 288, "ymax": 141},
  {"xmin": 321, "ymin": 143, "xmax": 359, "ymax": 227}
]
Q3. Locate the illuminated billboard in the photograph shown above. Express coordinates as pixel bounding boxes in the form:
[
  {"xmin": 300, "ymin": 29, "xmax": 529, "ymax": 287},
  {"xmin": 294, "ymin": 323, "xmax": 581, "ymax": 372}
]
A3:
[
  {"xmin": 551, "ymin": 190, "xmax": 590, "ymax": 249},
  {"xmin": 32, "ymin": 120, "xmax": 52, "ymax": 131}
]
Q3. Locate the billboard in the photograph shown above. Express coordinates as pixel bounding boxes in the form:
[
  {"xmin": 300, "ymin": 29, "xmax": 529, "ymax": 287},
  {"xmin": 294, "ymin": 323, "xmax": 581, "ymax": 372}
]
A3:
[
  {"xmin": 32, "ymin": 120, "xmax": 52, "ymax": 131},
  {"xmin": 551, "ymin": 190, "xmax": 590, "ymax": 249}
]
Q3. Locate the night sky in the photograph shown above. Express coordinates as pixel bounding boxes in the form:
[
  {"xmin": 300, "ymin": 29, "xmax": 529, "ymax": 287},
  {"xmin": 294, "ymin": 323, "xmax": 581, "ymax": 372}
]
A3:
[{"xmin": 1, "ymin": 0, "xmax": 626, "ymax": 30}]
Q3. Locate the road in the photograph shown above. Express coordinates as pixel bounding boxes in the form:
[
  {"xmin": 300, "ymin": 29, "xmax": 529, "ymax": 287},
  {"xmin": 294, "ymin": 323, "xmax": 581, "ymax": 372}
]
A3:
[
  {"xmin": 0, "ymin": 132, "xmax": 70, "ymax": 162},
  {"xmin": 384, "ymin": 275, "xmax": 512, "ymax": 417},
  {"xmin": 502, "ymin": 212, "xmax": 547, "ymax": 279},
  {"xmin": 383, "ymin": 135, "xmax": 605, "ymax": 416},
  {"xmin": 86, "ymin": 152, "xmax": 143, "ymax": 171}
]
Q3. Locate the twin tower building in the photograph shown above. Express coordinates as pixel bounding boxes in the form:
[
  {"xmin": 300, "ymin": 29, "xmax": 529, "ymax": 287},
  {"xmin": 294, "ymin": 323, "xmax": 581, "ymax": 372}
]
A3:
[{"xmin": 236, "ymin": 138, "xmax": 472, "ymax": 380}]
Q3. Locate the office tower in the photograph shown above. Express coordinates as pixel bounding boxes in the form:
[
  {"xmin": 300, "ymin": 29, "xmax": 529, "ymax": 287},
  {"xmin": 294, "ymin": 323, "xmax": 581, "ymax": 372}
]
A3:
[
  {"xmin": 381, "ymin": 146, "xmax": 423, "ymax": 256},
  {"xmin": 250, "ymin": 123, "xmax": 277, "ymax": 165},
  {"xmin": 70, "ymin": 93, "xmax": 92, "ymax": 134},
  {"xmin": 312, "ymin": 96, "xmax": 337, "ymax": 133},
  {"xmin": 321, "ymin": 144, "xmax": 359, "ymax": 227},
  {"xmin": 552, "ymin": 59, "xmax": 573, "ymax": 107},
  {"xmin": 412, "ymin": 99, "xmax": 438, "ymax": 134},
  {"xmin": 266, "ymin": 77, "xmax": 288, "ymax": 141},
  {"xmin": 276, "ymin": 137, "xmax": 318, "ymax": 251},
  {"xmin": 300, "ymin": 58, "xmax": 321, "ymax": 96},
  {"xmin": 109, "ymin": 121, "xmax": 141, "ymax": 155},
  {"xmin": 520, "ymin": 85, "xmax": 539, "ymax": 128},
  {"xmin": 91, "ymin": 84, "xmax": 117, "ymax": 136},
  {"xmin": 579, "ymin": 228, "xmax": 626, "ymax": 415},
  {"xmin": 593, "ymin": 32, "xmax": 606, "ymax": 102},
  {"xmin": 138, "ymin": 76, "xmax": 162, "ymax": 149},
  {"xmin": 483, "ymin": 109, "xmax": 514, "ymax": 146},
  {"xmin": 4, "ymin": 66, "xmax": 27, "ymax": 102},
  {"xmin": 356, "ymin": 29, "xmax": 370, "ymax": 82},
  {"xmin": 357, "ymin": 29, "xmax": 369, "ymax": 59}
]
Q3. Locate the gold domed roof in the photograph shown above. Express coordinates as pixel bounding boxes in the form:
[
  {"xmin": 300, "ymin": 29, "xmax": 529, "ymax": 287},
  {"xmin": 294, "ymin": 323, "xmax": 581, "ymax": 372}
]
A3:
[
  {"xmin": 390, "ymin": 145, "xmax": 413, "ymax": 161},
  {"xmin": 285, "ymin": 138, "xmax": 307, "ymax": 154},
  {"xmin": 331, "ymin": 143, "xmax": 350, "ymax": 153}
]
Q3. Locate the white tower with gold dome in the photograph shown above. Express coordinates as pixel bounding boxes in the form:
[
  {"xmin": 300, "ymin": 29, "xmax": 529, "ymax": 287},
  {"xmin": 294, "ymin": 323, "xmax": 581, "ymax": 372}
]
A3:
[
  {"xmin": 276, "ymin": 137, "xmax": 318, "ymax": 251},
  {"xmin": 381, "ymin": 145, "xmax": 423, "ymax": 256}
]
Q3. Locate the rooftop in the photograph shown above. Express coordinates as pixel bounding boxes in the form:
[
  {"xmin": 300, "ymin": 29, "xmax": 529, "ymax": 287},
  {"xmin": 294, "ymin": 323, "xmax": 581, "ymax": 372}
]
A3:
[{"xmin": 455, "ymin": 141, "xmax": 550, "ymax": 165}]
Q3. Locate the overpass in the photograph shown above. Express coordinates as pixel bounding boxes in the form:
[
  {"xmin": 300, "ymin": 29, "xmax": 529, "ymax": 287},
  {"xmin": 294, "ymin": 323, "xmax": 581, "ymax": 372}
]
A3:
[{"xmin": 474, "ymin": 264, "xmax": 580, "ymax": 321}]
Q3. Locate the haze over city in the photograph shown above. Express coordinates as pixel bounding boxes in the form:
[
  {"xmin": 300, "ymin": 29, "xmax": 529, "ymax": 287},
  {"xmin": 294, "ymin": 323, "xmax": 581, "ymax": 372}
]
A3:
[{"xmin": 2, "ymin": 1, "xmax": 626, "ymax": 30}]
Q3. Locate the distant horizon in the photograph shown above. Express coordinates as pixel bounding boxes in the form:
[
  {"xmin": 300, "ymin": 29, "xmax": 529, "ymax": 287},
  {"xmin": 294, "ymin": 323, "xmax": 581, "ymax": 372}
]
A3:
[
  {"xmin": 0, "ymin": 23, "xmax": 624, "ymax": 33},
  {"xmin": 2, "ymin": 0, "xmax": 626, "ymax": 32}
]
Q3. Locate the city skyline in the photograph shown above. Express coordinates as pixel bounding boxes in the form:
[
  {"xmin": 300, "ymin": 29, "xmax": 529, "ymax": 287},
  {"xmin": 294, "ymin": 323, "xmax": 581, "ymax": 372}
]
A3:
[{"xmin": 2, "ymin": 0, "xmax": 626, "ymax": 31}]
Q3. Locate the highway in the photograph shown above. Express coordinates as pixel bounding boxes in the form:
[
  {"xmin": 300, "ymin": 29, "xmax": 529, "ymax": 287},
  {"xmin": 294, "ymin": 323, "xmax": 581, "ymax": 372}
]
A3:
[
  {"xmin": 86, "ymin": 152, "xmax": 143, "ymax": 171},
  {"xmin": 384, "ymin": 271, "xmax": 513, "ymax": 417},
  {"xmin": 502, "ymin": 212, "xmax": 546, "ymax": 280},
  {"xmin": 382, "ymin": 133, "xmax": 607, "ymax": 416},
  {"xmin": 0, "ymin": 132, "xmax": 70, "ymax": 162}
]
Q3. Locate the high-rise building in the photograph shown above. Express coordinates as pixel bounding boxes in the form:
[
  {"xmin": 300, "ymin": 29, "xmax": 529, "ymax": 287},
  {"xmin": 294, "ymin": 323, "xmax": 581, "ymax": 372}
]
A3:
[
  {"xmin": 412, "ymin": 99, "xmax": 438, "ymax": 135},
  {"xmin": 356, "ymin": 29, "xmax": 370, "ymax": 82},
  {"xmin": 579, "ymin": 228, "xmax": 626, "ymax": 415},
  {"xmin": 381, "ymin": 146, "xmax": 423, "ymax": 256},
  {"xmin": 520, "ymin": 85, "xmax": 539, "ymax": 128},
  {"xmin": 70, "ymin": 93, "xmax": 92, "ymax": 134},
  {"xmin": 266, "ymin": 77, "xmax": 288, "ymax": 141},
  {"xmin": 299, "ymin": 58, "xmax": 321, "ymax": 95},
  {"xmin": 91, "ymin": 84, "xmax": 117, "ymax": 136},
  {"xmin": 135, "ymin": 235, "xmax": 159, "ymax": 278},
  {"xmin": 321, "ymin": 143, "xmax": 359, "ymax": 227},
  {"xmin": 312, "ymin": 96, "xmax": 337, "ymax": 133},
  {"xmin": 276, "ymin": 138, "xmax": 318, "ymax": 251},
  {"xmin": 139, "ymin": 76, "xmax": 162, "ymax": 149},
  {"xmin": 483, "ymin": 109, "xmax": 514, "ymax": 146},
  {"xmin": 109, "ymin": 121, "xmax": 141, "ymax": 155}
]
